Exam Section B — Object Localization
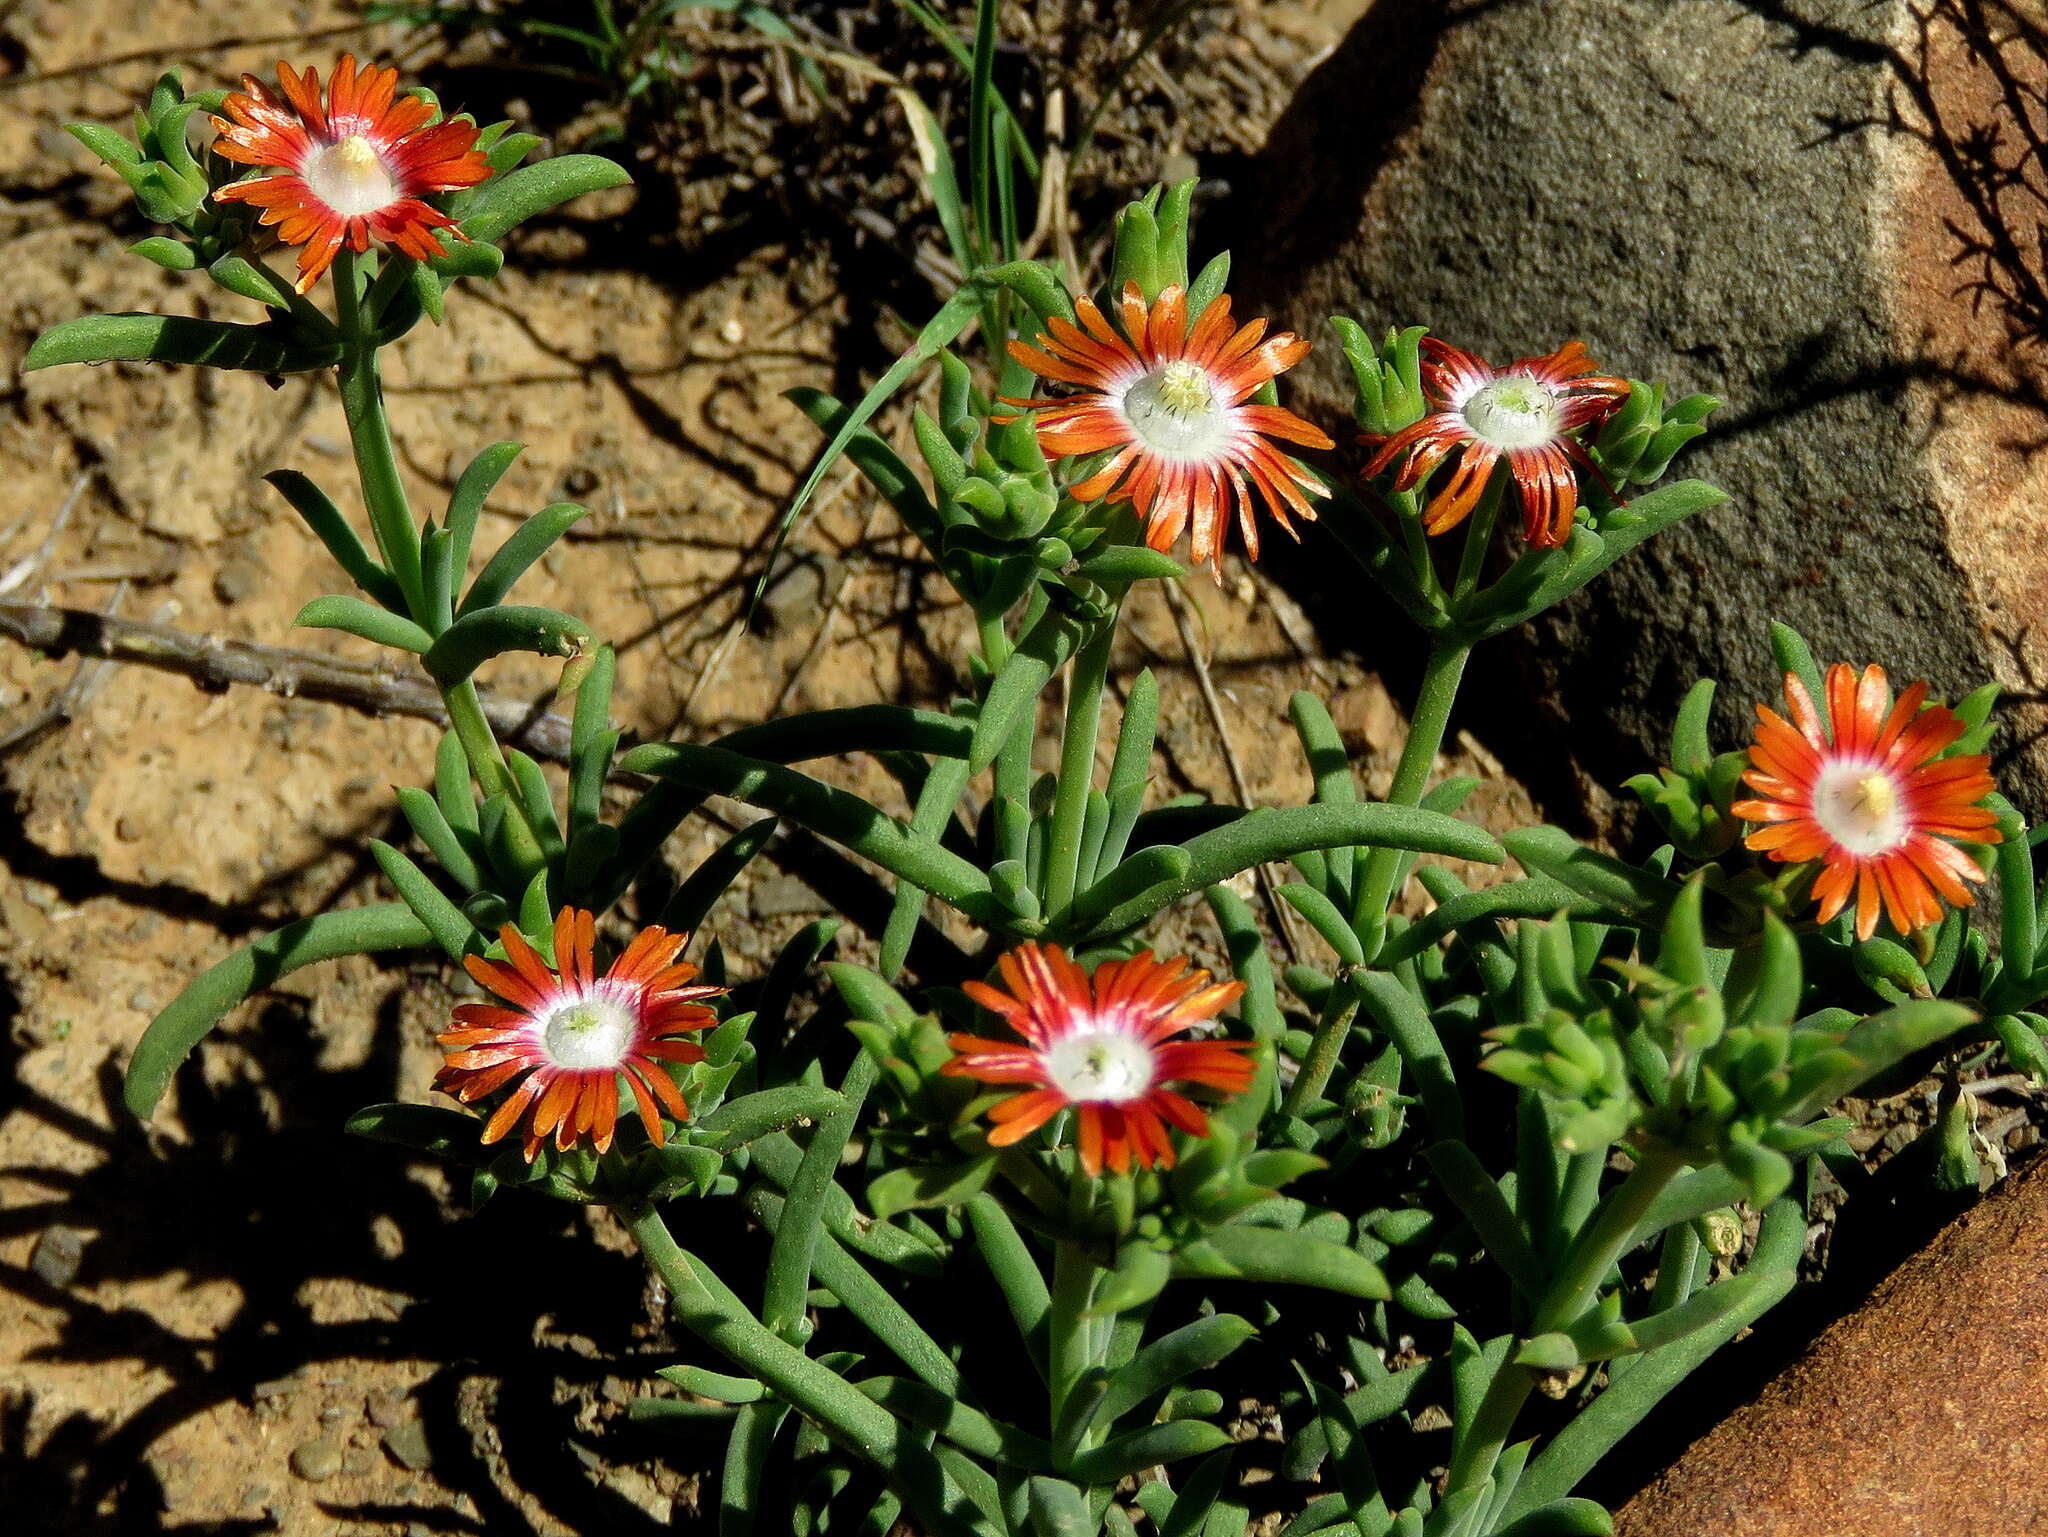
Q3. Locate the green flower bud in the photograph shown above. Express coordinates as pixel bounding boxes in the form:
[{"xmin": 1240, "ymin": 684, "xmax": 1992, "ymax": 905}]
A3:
[{"xmin": 1333, "ymin": 317, "xmax": 1426, "ymax": 437}]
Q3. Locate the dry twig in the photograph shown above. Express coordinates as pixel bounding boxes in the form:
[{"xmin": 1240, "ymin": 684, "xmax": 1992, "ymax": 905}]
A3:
[
  {"xmin": 0, "ymin": 601, "xmax": 578, "ymax": 764},
  {"xmin": 1162, "ymin": 580, "xmax": 1304, "ymax": 962}
]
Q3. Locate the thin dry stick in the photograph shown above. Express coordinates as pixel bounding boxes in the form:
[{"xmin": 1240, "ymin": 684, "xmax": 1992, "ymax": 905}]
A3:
[
  {"xmin": 770, "ymin": 545, "xmax": 859, "ymax": 717},
  {"xmin": 0, "ymin": 582, "xmax": 131, "ymax": 758},
  {"xmin": 1162, "ymin": 580, "xmax": 1304, "ymax": 963},
  {"xmin": 0, "ymin": 473, "xmax": 91, "ymax": 598},
  {"xmin": 0, "ymin": 601, "xmax": 579, "ymax": 765}
]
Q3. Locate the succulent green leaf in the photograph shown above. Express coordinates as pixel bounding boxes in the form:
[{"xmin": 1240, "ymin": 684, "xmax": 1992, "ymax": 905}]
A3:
[
  {"xmin": 458, "ymin": 153, "xmax": 632, "ymax": 244},
  {"xmin": 694, "ymin": 1086, "xmax": 849, "ymax": 1149},
  {"xmin": 127, "ymin": 904, "xmax": 432, "ymax": 1117},
  {"xmin": 24, "ymin": 312, "xmax": 340, "ymax": 373},
  {"xmin": 295, "ymin": 594, "xmax": 433, "ymax": 654},
  {"xmin": 423, "ymin": 604, "xmax": 590, "ymax": 685}
]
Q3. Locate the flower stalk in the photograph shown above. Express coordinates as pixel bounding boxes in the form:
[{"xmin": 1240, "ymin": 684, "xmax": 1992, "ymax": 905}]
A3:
[
  {"xmin": 1352, "ymin": 639, "xmax": 1472, "ymax": 957},
  {"xmin": 1045, "ymin": 616, "xmax": 1118, "ymax": 918},
  {"xmin": 1445, "ymin": 1144, "xmax": 1687, "ymax": 1496},
  {"xmin": 332, "ymin": 247, "xmax": 514, "ymax": 798}
]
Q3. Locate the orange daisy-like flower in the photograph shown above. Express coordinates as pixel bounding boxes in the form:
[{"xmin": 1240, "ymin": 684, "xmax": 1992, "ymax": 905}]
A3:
[
  {"xmin": 433, "ymin": 909, "xmax": 725, "ymax": 1161},
  {"xmin": 209, "ymin": 55, "xmax": 491, "ymax": 293},
  {"xmin": 1004, "ymin": 283, "xmax": 1334, "ymax": 576},
  {"xmin": 943, "ymin": 942, "xmax": 1254, "ymax": 1176},
  {"xmin": 1361, "ymin": 337, "xmax": 1629, "ymax": 548},
  {"xmin": 1731, "ymin": 663, "xmax": 2001, "ymax": 940}
]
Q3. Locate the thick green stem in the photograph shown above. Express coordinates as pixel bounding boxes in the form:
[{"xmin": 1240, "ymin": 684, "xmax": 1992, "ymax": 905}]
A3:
[
  {"xmin": 1044, "ymin": 619, "xmax": 1116, "ymax": 917},
  {"xmin": 1533, "ymin": 1146, "xmax": 1685, "ymax": 1335},
  {"xmin": 442, "ymin": 678, "xmax": 514, "ymax": 800},
  {"xmin": 1443, "ymin": 1146, "xmax": 1685, "ymax": 1495},
  {"xmin": 332, "ymin": 250, "xmax": 425, "ymax": 617},
  {"xmin": 1451, "ymin": 474, "xmax": 1506, "ymax": 604},
  {"xmin": 1390, "ymin": 488, "xmax": 1444, "ymax": 607},
  {"xmin": 1047, "ymin": 1239, "xmax": 1100, "ymax": 1437},
  {"xmin": 1281, "ymin": 972, "xmax": 1359, "ymax": 1117},
  {"xmin": 982, "ymin": 600, "xmax": 1035, "ymax": 869},
  {"xmin": 623, "ymin": 1204, "xmax": 980, "ymax": 1537},
  {"xmin": 333, "ymin": 249, "xmax": 512, "ymax": 800},
  {"xmin": 1352, "ymin": 641, "xmax": 1471, "ymax": 953}
]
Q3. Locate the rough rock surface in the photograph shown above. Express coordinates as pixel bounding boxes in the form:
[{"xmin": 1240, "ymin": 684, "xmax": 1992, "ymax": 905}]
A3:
[
  {"xmin": 1234, "ymin": 0, "xmax": 2048, "ymax": 811},
  {"xmin": 1614, "ymin": 1151, "xmax": 2048, "ymax": 1534}
]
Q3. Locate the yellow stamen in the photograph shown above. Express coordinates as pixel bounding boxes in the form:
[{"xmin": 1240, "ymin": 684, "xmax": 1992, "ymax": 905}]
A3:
[
  {"xmin": 1156, "ymin": 360, "xmax": 1214, "ymax": 416},
  {"xmin": 1853, "ymin": 773, "xmax": 1895, "ymax": 823},
  {"xmin": 335, "ymin": 135, "xmax": 379, "ymax": 172}
]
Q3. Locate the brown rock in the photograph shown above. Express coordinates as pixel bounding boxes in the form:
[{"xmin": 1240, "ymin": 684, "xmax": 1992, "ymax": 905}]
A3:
[
  {"xmin": 1617, "ymin": 1153, "xmax": 2048, "ymax": 1535},
  {"xmin": 1234, "ymin": 0, "xmax": 2048, "ymax": 813}
]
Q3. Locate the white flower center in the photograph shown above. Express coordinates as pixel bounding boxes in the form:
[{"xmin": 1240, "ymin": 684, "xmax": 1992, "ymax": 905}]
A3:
[
  {"xmin": 1118, "ymin": 360, "xmax": 1234, "ymax": 460},
  {"xmin": 1462, "ymin": 375, "xmax": 1562, "ymax": 449},
  {"xmin": 1044, "ymin": 1026, "xmax": 1155, "ymax": 1104},
  {"xmin": 1811, "ymin": 760, "xmax": 1908, "ymax": 857},
  {"xmin": 540, "ymin": 993, "xmax": 638, "ymax": 1071},
  {"xmin": 304, "ymin": 134, "xmax": 398, "ymax": 217}
]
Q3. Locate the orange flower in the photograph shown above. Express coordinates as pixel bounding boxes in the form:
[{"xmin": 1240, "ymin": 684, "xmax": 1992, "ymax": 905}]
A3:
[
  {"xmin": 210, "ymin": 55, "xmax": 490, "ymax": 293},
  {"xmin": 944, "ymin": 942, "xmax": 1253, "ymax": 1176},
  {"xmin": 1732, "ymin": 663, "xmax": 2001, "ymax": 940},
  {"xmin": 434, "ymin": 909, "xmax": 724, "ymax": 1161},
  {"xmin": 1004, "ymin": 283, "xmax": 1333, "ymax": 576},
  {"xmin": 1361, "ymin": 337, "xmax": 1629, "ymax": 548}
]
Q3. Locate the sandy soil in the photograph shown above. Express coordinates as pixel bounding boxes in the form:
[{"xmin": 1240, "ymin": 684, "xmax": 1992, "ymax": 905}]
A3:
[{"xmin": 0, "ymin": 3, "xmax": 1538, "ymax": 1531}]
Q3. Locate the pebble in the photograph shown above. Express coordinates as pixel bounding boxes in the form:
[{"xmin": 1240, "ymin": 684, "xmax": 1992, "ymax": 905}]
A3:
[
  {"xmin": 381, "ymin": 1420, "xmax": 433, "ymax": 1472},
  {"xmin": 748, "ymin": 874, "xmax": 825, "ymax": 917},
  {"xmin": 128, "ymin": 990, "xmax": 154, "ymax": 1014},
  {"xmin": 239, "ymin": 1483, "xmax": 271, "ymax": 1510},
  {"xmin": 367, "ymin": 1390, "xmax": 408, "ymax": 1429},
  {"xmin": 250, "ymin": 1375, "xmax": 301, "ymax": 1402},
  {"xmin": 319, "ymin": 1400, "xmax": 354, "ymax": 1426},
  {"xmin": 341, "ymin": 1447, "xmax": 375, "ymax": 1478},
  {"xmin": 212, "ymin": 551, "xmax": 265, "ymax": 606},
  {"xmin": 303, "ymin": 434, "xmax": 348, "ymax": 457},
  {"xmin": 29, "ymin": 1226, "xmax": 87, "ymax": 1288},
  {"xmin": 290, "ymin": 1438, "xmax": 344, "ymax": 1482}
]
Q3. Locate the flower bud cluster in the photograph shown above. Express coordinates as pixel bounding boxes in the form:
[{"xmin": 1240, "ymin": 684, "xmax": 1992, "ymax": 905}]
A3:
[
  {"xmin": 1331, "ymin": 319, "xmax": 1427, "ymax": 438},
  {"xmin": 69, "ymin": 72, "xmax": 245, "ymax": 265},
  {"xmin": 1593, "ymin": 381, "xmax": 1720, "ymax": 487},
  {"xmin": 1484, "ymin": 888, "xmax": 1970, "ymax": 1205}
]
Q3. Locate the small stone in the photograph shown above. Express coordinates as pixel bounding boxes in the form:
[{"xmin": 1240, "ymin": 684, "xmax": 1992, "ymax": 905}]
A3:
[
  {"xmin": 303, "ymin": 434, "xmax": 348, "ymax": 458},
  {"xmin": 250, "ymin": 1375, "xmax": 301, "ymax": 1402},
  {"xmin": 366, "ymin": 1390, "xmax": 407, "ymax": 1429},
  {"xmin": 757, "ymin": 555, "xmax": 831, "ymax": 631},
  {"xmin": 212, "ymin": 551, "xmax": 265, "ymax": 606},
  {"xmin": 563, "ymin": 466, "xmax": 600, "ymax": 497},
  {"xmin": 748, "ymin": 874, "xmax": 824, "ymax": 918},
  {"xmin": 341, "ymin": 1447, "xmax": 375, "ymax": 1478},
  {"xmin": 319, "ymin": 1400, "xmax": 354, "ymax": 1425},
  {"xmin": 239, "ymin": 1483, "xmax": 271, "ymax": 1509},
  {"xmin": 128, "ymin": 991, "xmax": 154, "ymax": 1014},
  {"xmin": 114, "ymin": 815, "xmax": 142, "ymax": 842},
  {"xmin": 34, "ymin": 126, "xmax": 82, "ymax": 163},
  {"xmin": 381, "ymin": 1420, "xmax": 433, "ymax": 1472},
  {"xmin": 29, "ymin": 1226, "xmax": 86, "ymax": 1288},
  {"xmin": 603, "ymin": 1464, "xmax": 673, "ymax": 1523},
  {"xmin": 290, "ymin": 1438, "xmax": 344, "ymax": 1482}
]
